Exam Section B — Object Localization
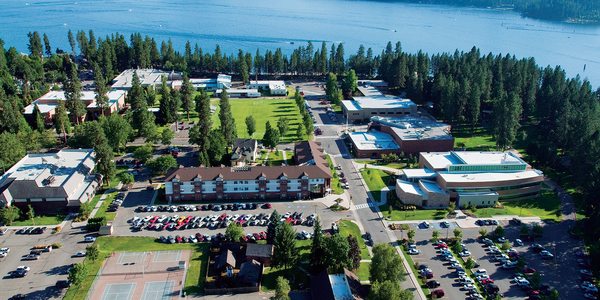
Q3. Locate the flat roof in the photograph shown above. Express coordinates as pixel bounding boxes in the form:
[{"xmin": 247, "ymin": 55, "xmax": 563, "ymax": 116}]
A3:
[
  {"xmin": 216, "ymin": 88, "xmax": 259, "ymax": 94},
  {"xmin": 420, "ymin": 180, "xmax": 446, "ymax": 194},
  {"xmin": 349, "ymin": 131, "xmax": 400, "ymax": 151},
  {"xmin": 0, "ymin": 149, "xmax": 95, "ymax": 188},
  {"xmin": 250, "ymin": 80, "xmax": 286, "ymax": 90},
  {"xmin": 402, "ymin": 168, "xmax": 436, "ymax": 179},
  {"xmin": 421, "ymin": 151, "xmax": 526, "ymax": 169},
  {"xmin": 24, "ymin": 90, "xmax": 126, "ymax": 114},
  {"xmin": 111, "ymin": 69, "xmax": 181, "ymax": 89},
  {"xmin": 438, "ymin": 170, "xmax": 543, "ymax": 184},
  {"xmin": 344, "ymin": 95, "xmax": 417, "ymax": 110},
  {"xmin": 23, "ymin": 103, "xmax": 57, "ymax": 114},
  {"xmin": 357, "ymin": 85, "xmax": 383, "ymax": 97},
  {"xmin": 372, "ymin": 116, "xmax": 453, "ymax": 141},
  {"xmin": 396, "ymin": 180, "xmax": 425, "ymax": 196}
]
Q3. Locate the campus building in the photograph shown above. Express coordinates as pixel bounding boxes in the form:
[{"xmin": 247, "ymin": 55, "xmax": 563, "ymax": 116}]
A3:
[
  {"xmin": 248, "ymin": 80, "xmax": 287, "ymax": 96},
  {"xmin": 369, "ymin": 116, "xmax": 454, "ymax": 154},
  {"xmin": 111, "ymin": 69, "xmax": 182, "ymax": 90},
  {"xmin": 23, "ymin": 90, "xmax": 127, "ymax": 123},
  {"xmin": 164, "ymin": 141, "xmax": 331, "ymax": 202},
  {"xmin": 0, "ymin": 149, "xmax": 101, "ymax": 214},
  {"xmin": 348, "ymin": 131, "xmax": 400, "ymax": 158},
  {"xmin": 341, "ymin": 95, "xmax": 418, "ymax": 123},
  {"xmin": 396, "ymin": 151, "xmax": 544, "ymax": 208},
  {"xmin": 215, "ymin": 88, "xmax": 261, "ymax": 98},
  {"xmin": 230, "ymin": 139, "xmax": 258, "ymax": 166},
  {"xmin": 172, "ymin": 74, "xmax": 232, "ymax": 91}
]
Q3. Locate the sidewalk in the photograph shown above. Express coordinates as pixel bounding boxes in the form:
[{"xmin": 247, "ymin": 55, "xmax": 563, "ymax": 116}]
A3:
[{"xmin": 385, "ymin": 215, "xmax": 543, "ymax": 229}]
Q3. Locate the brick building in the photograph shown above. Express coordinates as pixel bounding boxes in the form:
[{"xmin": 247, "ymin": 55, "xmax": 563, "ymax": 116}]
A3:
[{"xmin": 164, "ymin": 141, "xmax": 331, "ymax": 202}]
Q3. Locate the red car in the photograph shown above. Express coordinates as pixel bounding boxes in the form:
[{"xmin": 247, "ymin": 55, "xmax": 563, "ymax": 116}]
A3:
[
  {"xmin": 218, "ymin": 213, "xmax": 227, "ymax": 221},
  {"xmin": 175, "ymin": 236, "xmax": 183, "ymax": 243},
  {"xmin": 435, "ymin": 244, "xmax": 448, "ymax": 249},
  {"xmin": 258, "ymin": 231, "xmax": 267, "ymax": 240},
  {"xmin": 431, "ymin": 289, "xmax": 445, "ymax": 298},
  {"xmin": 149, "ymin": 216, "xmax": 159, "ymax": 224},
  {"xmin": 523, "ymin": 267, "xmax": 537, "ymax": 275},
  {"xmin": 481, "ymin": 278, "xmax": 495, "ymax": 285},
  {"xmin": 262, "ymin": 203, "xmax": 272, "ymax": 209}
]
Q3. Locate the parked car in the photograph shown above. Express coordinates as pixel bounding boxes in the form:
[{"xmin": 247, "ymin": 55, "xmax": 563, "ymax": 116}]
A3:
[{"xmin": 431, "ymin": 289, "xmax": 445, "ymax": 298}]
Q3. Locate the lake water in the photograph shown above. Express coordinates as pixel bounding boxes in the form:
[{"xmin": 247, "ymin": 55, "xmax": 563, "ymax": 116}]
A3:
[{"xmin": 1, "ymin": 0, "xmax": 599, "ymax": 84}]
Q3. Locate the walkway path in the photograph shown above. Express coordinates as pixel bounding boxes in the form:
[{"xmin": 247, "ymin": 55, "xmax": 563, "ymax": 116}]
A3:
[{"xmin": 359, "ymin": 163, "xmax": 403, "ymax": 175}]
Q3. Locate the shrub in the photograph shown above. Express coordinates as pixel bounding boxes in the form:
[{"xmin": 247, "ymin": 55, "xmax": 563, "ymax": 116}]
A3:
[
  {"xmin": 52, "ymin": 226, "xmax": 62, "ymax": 234},
  {"xmin": 51, "ymin": 242, "xmax": 63, "ymax": 248},
  {"xmin": 86, "ymin": 216, "xmax": 107, "ymax": 232}
]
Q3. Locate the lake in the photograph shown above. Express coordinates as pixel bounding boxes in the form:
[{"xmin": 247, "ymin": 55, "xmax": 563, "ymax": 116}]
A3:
[{"xmin": 1, "ymin": 0, "xmax": 599, "ymax": 84}]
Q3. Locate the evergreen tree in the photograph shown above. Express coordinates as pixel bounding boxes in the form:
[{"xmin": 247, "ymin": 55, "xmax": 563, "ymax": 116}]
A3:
[
  {"xmin": 262, "ymin": 121, "xmax": 280, "ymax": 148},
  {"xmin": 276, "ymin": 117, "xmax": 289, "ymax": 138},
  {"xmin": 43, "ymin": 33, "xmax": 52, "ymax": 56},
  {"xmin": 93, "ymin": 63, "xmax": 109, "ymax": 115},
  {"xmin": 267, "ymin": 210, "xmax": 281, "ymax": 244},
  {"xmin": 245, "ymin": 115, "xmax": 256, "ymax": 137},
  {"xmin": 68, "ymin": 30, "xmax": 76, "ymax": 55},
  {"xmin": 189, "ymin": 90, "xmax": 211, "ymax": 151},
  {"xmin": 342, "ymin": 69, "xmax": 358, "ymax": 98},
  {"xmin": 159, "ymin": 76, "xmax": 178, "ymax": 124},
  {"xmin": 218, "ymin": 90, "xmax": 236, "ymax": 146},
  {"xmin": 32, "ymin": 104, "xmax": 45, "ymax": 131},
  {"xmin": 310, "ymin": 217, "xmax": 326, "ymax": 273},
  {"xmin": 27, "ymin": 31, "xmax": 43, "ymax": 58},
  {"xmin": 180, "ymin": 75, "xmax": 194, "ymax": 120},
  {"xmin": 54, "ymin": 102, "xmax": 71, "ymax": 140},
  {"xmin": 325, "ymin": 72, "xmax": 341, "ymax": 104},
  {"xmin": 206, "ymin": 129, "xmax": 226, "ymax": 166},
  {"xmin": 64, "ymin": 62, "xmax": 86, "ymax": 124},
  {"xmin": 272, "ymin": 223, "xmax": 299, "ymax": 270}
]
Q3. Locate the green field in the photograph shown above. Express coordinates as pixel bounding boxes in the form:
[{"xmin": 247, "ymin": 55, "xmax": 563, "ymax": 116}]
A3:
[
  {"xmin": 210, "ymin": 99, "xmax": 304, "ymax": 142},
  {"xmin": 93, "ymin": 192, "xmax": 117, "ymax": 221},
  {"xmin": 338, "ymin": 220, "xmax": 370, "ymax": 259},
  {"xmin": 467, "ymin": 191, "xmax": 562, "ymax": 221},
  {"xmin": 63, "ymin": 237, "xmax": 208, "ymax": 300},
  {"xmin": 10, "ymin": 214, "xmax": 66, "ymax": 226},
  {"xmin": 381, "ymin": 204, "xmax": 448, "ymax": 221},
  {"xmin": 453, "ymin": 125, "xmax": 497, "ymax": 151},
  {"xmin": 357, "ymin": 262, "xmax": 371, "ymax": 281},
  {"xmin": 360, "ymin": 168, "xmax": 393, "ymax": 191}
]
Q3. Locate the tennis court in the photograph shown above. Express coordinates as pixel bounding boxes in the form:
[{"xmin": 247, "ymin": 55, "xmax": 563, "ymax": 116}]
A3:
[
  {"xmin": 101, "ymin": 283, "xmax": 135, "ymax": 300},
  {"xmin": 88, "ymin": 251, "xmax": 191, "ymax": 300}
]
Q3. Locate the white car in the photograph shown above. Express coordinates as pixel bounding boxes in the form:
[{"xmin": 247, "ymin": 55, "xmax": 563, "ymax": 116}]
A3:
[
  {"xmin": 516, "ymin": 278, "xmax": 530, "ymax": 286},
  {"xmin": 17, "ymin": 266, "xmax": 31, "ymax": 272},
  {"xmin": 459, "ymin": 250, "xmax": 471, "ymax": 257},
  {"xmin": 74, "ymin": 251, "xmax": 86, "ymax": 257},
  {"xmin": 0, "ymin": 247, "xmax": 10, "ymax": 253},
  {"xmin": 581, "ymin": 283, "xmax": 598, "ymax": 293},
  {"xmin": 0, "ymin": 252, "xmax": 7, "ymax": 258},
  {"xmin": 474, "ymin": 269, "xmax": 487, "ymax": 276},
  {"xmin": 408, "ymin": 248, "xmax": 420, "ymax": 255},
  {"xmin": 463, "ymin": 284, "xmax": 476, "ymax": 291},
  {"xmin": 84, "ymin": 236, "xmax": 97, "ymax": 243}
]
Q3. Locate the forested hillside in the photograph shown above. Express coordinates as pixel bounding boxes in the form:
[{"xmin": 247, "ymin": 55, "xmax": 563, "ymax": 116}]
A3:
[{"xmin": 369, "ymin": 0, "xmax": 600, "ymax": 23}]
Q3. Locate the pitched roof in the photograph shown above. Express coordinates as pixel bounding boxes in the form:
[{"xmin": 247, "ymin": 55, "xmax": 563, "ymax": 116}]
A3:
[
  {"xmin": 166, "ymin": 141, "xmax": 331, "ymax": 181},
  {"xmin": 246, "ymin": 243, "xmax": 273, "ymax": 258},
  {"xmin": 165, "ymin": 165, "xmax": 330, "ymax": 181}
]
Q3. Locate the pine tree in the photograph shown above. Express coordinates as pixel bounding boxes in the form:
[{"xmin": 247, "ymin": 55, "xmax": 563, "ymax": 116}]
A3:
[
  {"xmin": 245, "ymin": 115, "xmax": 256, "ymax": 137},
  {"xmin": 262, "ymin": 121, "xmax": 280, "ymax": 148},
  {"xmin": 190, "ymin": 90, "xmax": 211, "ymax": 151},
  {"xmin": 32, "ymin": 104, "xmax": 45, "ymax": 131},
  {"xmin": 43, "ymin": 33, "xmax": 52, "ymax": 56},
  {"xmin": 27, "ymin": 31, "xmax": 43, "ymax": 58},
  {"xmin": 218, "ymin": 90, "xmax": 236, "ymax": 146},
  {"xmin": 93, "ymin": 64, "xmax": 109, "ymax": 115},
  {"xmin": 54, "ymin": 102, "xmax": 71, "ymax": 142},
  {"xmin": 342, "ymin": 69, "xmax": 358, "ymax": 98},
  {"xmin": 180, "ymin": 75, "xmax": 193, "ymax": 121},
  {"xmin": 68, "ymin": 30, "xmax": 76, "ymax": 55},
  {"xmin": 309, "ymin": 217, "xmax": 327, "ymax": 273},
  {"xmin": 64, "ymin": 62, "xmax": 86, "ymax": 124},
  {"xmin": 267, "ymin": 210, "xmax": 281, "ymax": 244},
  {"xmin": 277, "ymin": 117, "xmax": 289, "ymax": 138}
]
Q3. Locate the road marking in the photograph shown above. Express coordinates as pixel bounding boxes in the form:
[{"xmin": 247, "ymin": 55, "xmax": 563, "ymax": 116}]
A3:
[{"xmin": 354, "ymin": 202, "xmax": 376, "ymax": 209}]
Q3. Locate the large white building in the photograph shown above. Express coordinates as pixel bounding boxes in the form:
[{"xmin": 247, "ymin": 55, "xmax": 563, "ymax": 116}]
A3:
[
  {"xmin": 111, "ymin": 69, "xmax": 182, "ymax": 90},
  {"xmin": 342, "ymin": 95, "xmax": 418, "ymax": 123},
  {"xmin": 396, "ymin": 151, "xmax": 544, "ymax": 208},
  {"xmin": 171, "ymin": 74, "xmax": 232, "ymax": 92},
  {"xmin": 0, "ymin": 149, "xmax": 101, "ymax": 214},
  {"xmin": 249, "ymin": 80, "xmax": 287, "ymax": 96}
]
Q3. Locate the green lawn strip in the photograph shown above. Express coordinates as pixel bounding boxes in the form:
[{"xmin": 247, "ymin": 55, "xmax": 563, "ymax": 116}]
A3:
[
  {"xmin": 359, "ymin": 168, "xmax": 391, "ymax": 191},
  {"xmin": 267, "ymin": 150, "xmax": 285, "ymax": 166},
  {"xmin": 467, "ymin": 191, "xmax": 561, "ymax": 221},
  {"xmin": 381, "ymin": 205, "xmax": 447, "ymax": 221},
  {"xmin": 64, "ymin": 237, "xmax": 208, "ymax": 300},
  {"xmin": 262, "ymin": 238, "xmax": 312, "ymax": 292},
  {"xmin": 325, "ymin": 154, "xmax": 343, "ymax": 195},
  {"xmin": 400, "ymin": 247, "xmax": 431, "ymax": 295},
  {"xmin": 10, "ymin": 215, "xmax": 66, "ymax": 226},
  {"xmin": 357, "ymin": 262, "xmax": 371, "ymax": 281},
  {"xmin": 210, "ymin": 99, "xmax": 304, "ymax": 142},
  {"xmin": 93, "ymin": 192, "xmax": 117, "ymax": 221},
  {"xmin": 338, "ymin": 220, "xmax": 370, "ymax": 259}
]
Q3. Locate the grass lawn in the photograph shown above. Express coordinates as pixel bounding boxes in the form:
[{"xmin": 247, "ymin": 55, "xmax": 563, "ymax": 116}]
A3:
[
  {"xmin": 381, "ymin": 205, "xmax": 448, "ymax": 221},
  {"xmin": 360, "ymin": 168, "xmax": 393, "ymax": 191},
  {"xmin": 210, "ymin": 99, "xmax": 304, "ymax": 142},
  {"xmin": 325, "ymin": 155, "xmax": 344, "ymax": 195},
  {"xmin": 357, "ymin": 262, "xmax": 370, "ymax": 281},
  {"xmin": 11, "ymin": 215, "xmax": 66, "ymax": 226},
  {"xmin": 355, "ymin": 160, "xmax": 407, "ymax": 170},
  {"xmin": 453, "ymin": 125, "xmax": 497, "ymax": 151},
  {"xmin": 467, "ymin": 191, "xmax": 561, "ymax": 221},
  {"xmin": 93, "ymin": 192, "xmax": 117, "ymax": 221},
  {"xmin": 338, "ymin": 220, "xmax": 370, "ymax": 259},
  {"xmin": 262, "ymin": 238, "xmax": 312, "ymax": 292},
  {"xmin": 63, "ymin": 237, "xmax": 209, "ymax": 300}
]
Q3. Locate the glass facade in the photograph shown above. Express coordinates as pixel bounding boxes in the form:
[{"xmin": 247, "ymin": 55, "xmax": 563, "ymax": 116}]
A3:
[{"xmin": 448, "ymin": 164, "xmax": 526, "ymax": 173}]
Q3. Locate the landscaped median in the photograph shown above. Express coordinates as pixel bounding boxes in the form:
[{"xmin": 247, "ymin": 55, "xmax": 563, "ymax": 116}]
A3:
[
  {"xmin": 399, "ymin": 242, "xmax": 431, "ymax": 297},
  {"xmin": 63, "ymin": 236, "xmax": 209, "ymax": 300}
]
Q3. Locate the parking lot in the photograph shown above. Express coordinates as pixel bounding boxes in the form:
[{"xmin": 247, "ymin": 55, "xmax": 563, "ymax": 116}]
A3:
[
  {"xmin": 0, "ymin": 222, "xmax": 91, "ymax": 299},
  {"xmin": 110, "ymin": 188, "xmax": 351, "ymax": 240},
  {"xmin": 396, "ymin": 219, "xmax": 587, "ymax": 300}
]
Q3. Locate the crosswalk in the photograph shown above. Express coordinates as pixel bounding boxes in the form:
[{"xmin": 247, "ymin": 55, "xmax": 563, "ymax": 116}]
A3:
[{"xmin": 354, "ymin": 202, "xmax": 376, "ymax": 210}]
